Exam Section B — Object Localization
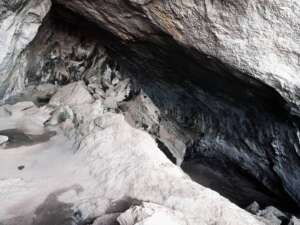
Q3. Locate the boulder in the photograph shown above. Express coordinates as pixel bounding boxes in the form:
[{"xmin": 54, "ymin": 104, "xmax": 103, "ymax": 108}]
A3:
[
  {"xmin": 0, "ymin": 135, "xmax": 9, "ymax": 145},
  {"xmin": 246, "ymin": 201, "xmax": 260, "ymax": 215},
  {"xmin": 92, "ymin": 213, "xmax": 120, "ymax": 225},
  {"xmin": 289, "ymin": 216, "xmax": 300, "ymax": 225},
  {"xmin": 257, "ymin": 206, "xmax": 289, "ymax": 225},
  {"xmin": 117, "ymin": 202, "xmax": 188, "ymax": 225},
  {"xmin": 49, "ymin": 81, "xmax": 93, "ymax": 107}
]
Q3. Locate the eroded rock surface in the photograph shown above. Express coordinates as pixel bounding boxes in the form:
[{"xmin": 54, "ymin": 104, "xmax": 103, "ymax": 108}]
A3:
[
  {"xmin": 55, "ymin": 0, "xmax": 300, "ymax": 115},
  {"xmin": 117, "ymin": 202, "xmax": 188, "ymax": 225},
  {"xmin": 246, "ymin": 201, "xmax": 300, "ymax": 225},
  {"xmin": 0, "ymin": 0, "xmax": 51, "ymax": 101},
  {"xmin": 1, "ymin": 0, "xmax": 300, "ymax": 225}
]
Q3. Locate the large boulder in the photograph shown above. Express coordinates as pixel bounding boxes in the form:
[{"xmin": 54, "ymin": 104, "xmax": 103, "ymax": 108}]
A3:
[{"xmin": 49, "ymin": 81, "xmax": 93, "ymax": 107}]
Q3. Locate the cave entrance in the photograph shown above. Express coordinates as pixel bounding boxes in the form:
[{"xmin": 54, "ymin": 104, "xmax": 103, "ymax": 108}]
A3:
[{"xmin": 32, "ymin": 3, "xmax": 300, "ymax": 215}]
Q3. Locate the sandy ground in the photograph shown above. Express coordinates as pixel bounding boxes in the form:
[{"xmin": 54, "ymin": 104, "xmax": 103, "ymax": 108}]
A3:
[{"xmin": 0, "ymin": 132, "xmax": 78, "ymax": 219}]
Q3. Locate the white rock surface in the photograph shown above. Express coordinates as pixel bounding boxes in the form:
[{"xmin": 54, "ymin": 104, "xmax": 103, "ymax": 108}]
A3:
[
  {"xmin": 0, "ymin": 0, "xmax": 51, "ymax": 101},
  {"xmin": 0, "ymin": 135, "xmax": 9, "ymax": 145},
  {"xmin": 0, "ymin": 101, "xmax": 51, "ymax": 135},
  {"xmin": 0, "ymin": 93, "xmax": 265, "ymax": 225},
  {"xmin": 289, "ymin": 216, "xmax": 300, "ymax": 225},
  {"xmin": 257, "ymin": 206, "xmax": 288, "ymax": 225},
  {"xmin": 117, "ymin": 202, "xmax": 187, "ymax": 225},
  {"xmin": 49, "ymin": 81, "xmax": 93, "ymax": 107}
]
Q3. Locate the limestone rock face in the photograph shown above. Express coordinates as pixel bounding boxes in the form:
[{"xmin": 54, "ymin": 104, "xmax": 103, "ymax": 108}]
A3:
[
  {"xmin": 0, "ymin": 0, "xmax": 51, "ymax": 101},
  {"xmin": 55, "ymin": 0, "xmax": 300, "ymax": 114},
  {"xmin": 1, "ymin": 1, "xmax": 300, "ymax": 225}
]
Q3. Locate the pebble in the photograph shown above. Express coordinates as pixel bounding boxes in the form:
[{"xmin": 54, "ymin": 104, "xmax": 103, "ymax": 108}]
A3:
[{"xmin": 0, "ymin": 135, "xmax": 9, "ymax": 145}]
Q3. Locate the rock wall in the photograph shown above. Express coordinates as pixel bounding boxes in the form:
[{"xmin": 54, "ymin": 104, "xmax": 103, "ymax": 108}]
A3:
[
  {"xmin": 0, "ymin": 0, "xmax": 51, "ymax": 101},
  {"xmin": 54, "ymin": 0, "xmax": 300, "ymax": 116},
  {"xmin": 1, "ymin": 0, "xmax": 300, "ymax": 224}
]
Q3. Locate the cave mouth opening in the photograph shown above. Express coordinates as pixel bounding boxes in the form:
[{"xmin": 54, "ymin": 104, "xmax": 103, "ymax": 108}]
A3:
[{"xmin": 30, "ymin": 3, "xmax": 300, "ymax": 215}]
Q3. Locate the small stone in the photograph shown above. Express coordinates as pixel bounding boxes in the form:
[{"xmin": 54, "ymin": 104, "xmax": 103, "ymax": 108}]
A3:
[
  {"xmin": 246, "ymin": 201, "xmax": 260, "ymax": 214},
  {"xmin": 258, "ymin": 206, "xmax": 288, "ymax": 225},
  {"xmin": 46, "ymin": 106, "xmax": 74, "ymax": 126},
  {"xmin": 112, "ymin": 77, "xmax": 119, "ymax": 85},
  {"xmin": 92, "ymin": 213, "xmax": 120, "ymax": 225},
  {"xmin": 289, "ymin": 216, "xmax": 300, "ymax": 225},
  {"xmin": 0, "ymin": 135, "xmax": 9, "ymax": 145},
  {"xmin": 18, "ymin": 165, "xmax": 25, "ymax": 171}
]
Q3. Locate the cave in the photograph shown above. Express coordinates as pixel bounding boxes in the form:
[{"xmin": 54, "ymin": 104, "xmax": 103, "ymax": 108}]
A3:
[
  {"xmin": 24, "ymin": 3, "xmax": 300, "ymax": 213},
  {"xmin": 1, "ymin": 1, "xmax": 300, "ymax": 224}
]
